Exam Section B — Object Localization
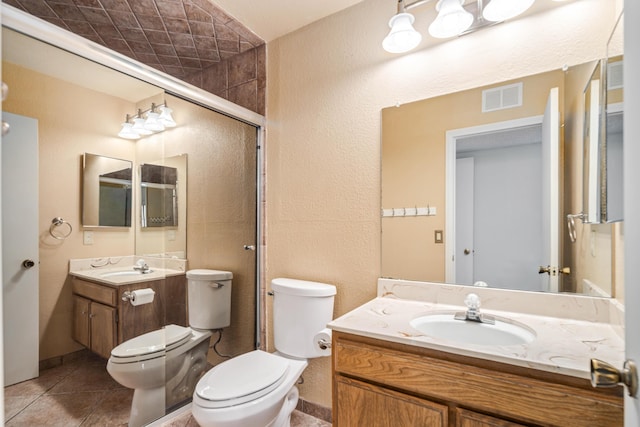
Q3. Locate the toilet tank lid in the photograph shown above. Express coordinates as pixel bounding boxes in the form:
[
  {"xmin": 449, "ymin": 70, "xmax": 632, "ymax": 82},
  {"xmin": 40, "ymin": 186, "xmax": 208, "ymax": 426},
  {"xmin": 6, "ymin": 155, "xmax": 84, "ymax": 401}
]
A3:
[
  {"xmin": 187, "ymin": 269, "xmax": 233, "ymax": 280},
  {"xmin": 271, "ymin": 278, "xmax": 336, "ymax": 297}
]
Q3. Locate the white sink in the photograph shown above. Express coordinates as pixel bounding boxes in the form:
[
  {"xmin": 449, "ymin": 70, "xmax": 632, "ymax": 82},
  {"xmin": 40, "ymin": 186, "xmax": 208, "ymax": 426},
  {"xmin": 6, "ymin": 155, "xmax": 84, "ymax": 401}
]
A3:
[
  {"xmin": 410, "ymin": 313, "xmax": 536, "ymax": 346},
  {"xmin": 100, "ymin": 269, "xmax": 154, "ymax": 278}
]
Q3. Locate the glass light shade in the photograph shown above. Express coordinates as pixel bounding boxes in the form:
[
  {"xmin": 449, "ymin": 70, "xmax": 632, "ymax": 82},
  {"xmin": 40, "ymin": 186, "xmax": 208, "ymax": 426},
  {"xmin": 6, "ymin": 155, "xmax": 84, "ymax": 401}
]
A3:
[
  {"xmin": 144, "ymin": 111, "xmax": 165, "ymax": 132},
  {"xmin": 382, "ymin": 13, "xmax": 422, "ymax": 53},
  {"xmin": 428, "ymin": 0, "xmax": 474, "ymax": 39},
  {"xmin": 118, "ymin": 122, "xmax": 140, "ymax": 140},
  {"xmin": 483, "ymin": 0, "xmax": 535, "ymax": 22},
  {"xmin": 158, "ymin": 106, "xmax": 176, "ymax": 127},
  {"xmin": 132, "ymin": 117, "xmax": 153, "ymax": 135}
]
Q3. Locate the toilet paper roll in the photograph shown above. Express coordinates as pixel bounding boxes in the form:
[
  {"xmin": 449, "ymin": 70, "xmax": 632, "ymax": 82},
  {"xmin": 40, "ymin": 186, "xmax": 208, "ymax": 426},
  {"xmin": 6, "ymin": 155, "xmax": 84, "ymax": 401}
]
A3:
[
  {"xmin": 129, "ymin": 288, "xmax": 155, "ymax": 306},
  {"xmin": 313, "ymin": 328, "xmax": 332, "ymax": 356}
]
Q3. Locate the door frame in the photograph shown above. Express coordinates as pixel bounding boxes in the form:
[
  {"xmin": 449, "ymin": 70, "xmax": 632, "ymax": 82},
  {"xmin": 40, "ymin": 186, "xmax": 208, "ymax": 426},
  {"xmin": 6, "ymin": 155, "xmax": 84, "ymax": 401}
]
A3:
[{"xmin": 445, "ymin": 115, "xmax": 544, "ymax": 283}]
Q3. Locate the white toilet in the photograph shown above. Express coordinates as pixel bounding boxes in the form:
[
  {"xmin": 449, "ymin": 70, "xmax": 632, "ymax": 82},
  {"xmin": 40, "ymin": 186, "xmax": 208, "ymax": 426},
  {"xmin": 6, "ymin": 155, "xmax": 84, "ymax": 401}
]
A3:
[
  {"xmin": 107, "ymin": 269, "xmax": 233, "ymax": 427},
  {"xmin": 191, "ymin": 277, "xmax": 336, "ymax": 427}
]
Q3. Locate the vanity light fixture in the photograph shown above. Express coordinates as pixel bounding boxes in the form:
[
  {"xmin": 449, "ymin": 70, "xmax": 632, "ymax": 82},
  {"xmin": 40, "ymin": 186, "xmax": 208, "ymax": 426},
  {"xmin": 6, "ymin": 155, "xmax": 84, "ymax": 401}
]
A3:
[
  {"xmin": 118, "ymin": 102, "xmax": 176, "ymax": 140},
  {"xmin": 383, "ymin": 0, "xmax": 538, "ymax": 53}
]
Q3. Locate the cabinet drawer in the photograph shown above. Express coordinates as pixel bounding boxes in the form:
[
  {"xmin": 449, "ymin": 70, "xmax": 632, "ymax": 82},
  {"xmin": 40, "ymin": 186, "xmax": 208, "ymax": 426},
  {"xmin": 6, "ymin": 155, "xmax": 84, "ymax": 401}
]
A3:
[
  {"xmin": 333, "ymin": 333, "xmax": 623, "ymax": 427},
  {"xmin": 72, "ymin": 279, "xmax": 117, "ymax": 306}
]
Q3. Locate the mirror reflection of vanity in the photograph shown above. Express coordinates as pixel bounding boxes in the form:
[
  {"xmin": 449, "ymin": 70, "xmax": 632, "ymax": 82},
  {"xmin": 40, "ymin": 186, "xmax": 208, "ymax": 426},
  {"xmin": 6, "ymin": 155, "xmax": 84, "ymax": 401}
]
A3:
[{"xmin": 381, "ymin": 12, "xmax": 624, "ymax": 298}]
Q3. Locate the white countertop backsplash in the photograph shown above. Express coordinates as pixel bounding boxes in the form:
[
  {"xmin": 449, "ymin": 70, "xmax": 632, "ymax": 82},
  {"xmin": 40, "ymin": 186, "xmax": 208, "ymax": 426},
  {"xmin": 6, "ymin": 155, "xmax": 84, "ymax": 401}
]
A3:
[{"xmin": 328, "ymin": 279, "xmax": 625, "ymax": 380}]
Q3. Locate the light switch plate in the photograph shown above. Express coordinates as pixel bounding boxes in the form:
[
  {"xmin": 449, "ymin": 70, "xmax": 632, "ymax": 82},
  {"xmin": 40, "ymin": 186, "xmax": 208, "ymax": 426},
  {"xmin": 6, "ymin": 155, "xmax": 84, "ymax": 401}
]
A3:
[
  {"xmin": 434, "ymin": 230, "xmax": 443, "ymax": 244},
  {"xmin": 83, "ymin": 231, "xmax": 93, "ymax": 245}
]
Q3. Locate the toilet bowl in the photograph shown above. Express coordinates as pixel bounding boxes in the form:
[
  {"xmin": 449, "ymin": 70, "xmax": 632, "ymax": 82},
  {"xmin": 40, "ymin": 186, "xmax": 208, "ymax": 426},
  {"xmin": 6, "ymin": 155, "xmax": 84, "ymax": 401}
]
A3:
[
  {"xmin": 107, "ymin": 324, "xmax": 211, "ymax": 427},
  {"xmin": 107, "ymin": 269, "xmax": 234, "ymax": 427},
  {"xmin": 192, "ymin": 278, "xmax": 336, "ymax": 427},
  {"xmin": 192, "ymin": 350, "xmax": 307, "ymax": 427}
]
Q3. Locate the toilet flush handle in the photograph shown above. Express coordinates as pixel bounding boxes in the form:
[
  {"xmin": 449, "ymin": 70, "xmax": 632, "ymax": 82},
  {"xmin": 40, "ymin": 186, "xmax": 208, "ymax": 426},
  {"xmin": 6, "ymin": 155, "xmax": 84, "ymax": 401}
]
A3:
[{"xmin": 209, "ymin": 282, "xmax": 225, "ymax": 289}]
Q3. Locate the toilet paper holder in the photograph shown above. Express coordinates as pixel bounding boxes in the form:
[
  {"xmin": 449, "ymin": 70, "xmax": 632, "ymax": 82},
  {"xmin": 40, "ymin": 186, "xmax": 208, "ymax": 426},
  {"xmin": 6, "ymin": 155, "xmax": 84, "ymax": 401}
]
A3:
[
  {"xmin": 122, "ymin": 289, "xmax": 155, "ymax": 306},
  {"xmin": 318, "ymin": 338, "xmax": 331, "ymax": 350},
  {"xmin": 122, "ymin": 291, "xmax": 134, "ymax": 302}
]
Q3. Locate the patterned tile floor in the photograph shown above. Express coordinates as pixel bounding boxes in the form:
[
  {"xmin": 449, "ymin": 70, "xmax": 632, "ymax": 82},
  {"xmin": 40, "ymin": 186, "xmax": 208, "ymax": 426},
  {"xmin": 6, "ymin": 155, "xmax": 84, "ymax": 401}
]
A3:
[{"xmin": 4, "ymin": 353, "xmax": 331, "ymax": 426}]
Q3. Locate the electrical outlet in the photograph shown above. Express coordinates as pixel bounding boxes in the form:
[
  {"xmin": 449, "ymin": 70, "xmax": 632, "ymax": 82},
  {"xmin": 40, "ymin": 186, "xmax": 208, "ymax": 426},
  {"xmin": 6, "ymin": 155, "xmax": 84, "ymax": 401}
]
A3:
[{"xmin": 83, "ymin": 231, "xmax": 94, "ymax": 245}]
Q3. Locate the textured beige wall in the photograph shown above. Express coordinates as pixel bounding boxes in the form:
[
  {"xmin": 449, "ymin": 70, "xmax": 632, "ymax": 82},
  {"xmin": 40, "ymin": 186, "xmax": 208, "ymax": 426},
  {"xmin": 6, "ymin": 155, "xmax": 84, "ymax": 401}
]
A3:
[
  {"xmin": 2, "ymin": 62, "xmax": 136, "ymax": 360},
  {"xmin": 266, "ymin": 0, "xmax": 619, "ymax": 408}
]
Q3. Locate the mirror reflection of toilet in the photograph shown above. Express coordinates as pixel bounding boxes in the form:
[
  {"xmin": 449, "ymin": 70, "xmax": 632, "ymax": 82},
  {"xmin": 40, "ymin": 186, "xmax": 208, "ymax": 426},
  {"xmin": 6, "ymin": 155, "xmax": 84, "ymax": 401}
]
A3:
[
  {"xmin": 106, "ymin": 269, "xmax": 233, "ymax": 427},
  {"xmin": 191, "ymin": 278, "xmax": 336, "ymax": 427}
]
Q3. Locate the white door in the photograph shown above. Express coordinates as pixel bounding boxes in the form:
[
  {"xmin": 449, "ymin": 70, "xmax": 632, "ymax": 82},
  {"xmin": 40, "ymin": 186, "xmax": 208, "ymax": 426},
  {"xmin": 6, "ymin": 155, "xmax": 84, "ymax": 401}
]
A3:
[
  {"xmin": 625, "ymin": 1, "xmax": 640, "ymax": 424},
  {"xmin": 2, "ymin": 112, "xmax": 39, "ymax": 386},
  {"xmin": 540, "ymin": 88, "xmax": 560, "ymax": 293},
  {"xmin": 455, "ymin": 157, "xmax": 474, "ymax": 285}
]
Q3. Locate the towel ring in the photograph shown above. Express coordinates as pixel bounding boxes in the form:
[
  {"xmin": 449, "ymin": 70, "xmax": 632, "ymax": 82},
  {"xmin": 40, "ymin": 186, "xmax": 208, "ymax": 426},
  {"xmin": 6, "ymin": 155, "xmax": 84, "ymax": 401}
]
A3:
[{"xmin": 50, "ymin": 217, "xmax": 72, "ymax": 240}]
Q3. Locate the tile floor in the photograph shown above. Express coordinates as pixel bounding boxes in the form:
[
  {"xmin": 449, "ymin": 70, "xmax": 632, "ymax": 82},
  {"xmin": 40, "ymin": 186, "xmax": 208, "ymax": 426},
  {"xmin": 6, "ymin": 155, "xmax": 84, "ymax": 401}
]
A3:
[{"xmin": 4, "ymin": 353, "xmax": 331, "ymax": 426}]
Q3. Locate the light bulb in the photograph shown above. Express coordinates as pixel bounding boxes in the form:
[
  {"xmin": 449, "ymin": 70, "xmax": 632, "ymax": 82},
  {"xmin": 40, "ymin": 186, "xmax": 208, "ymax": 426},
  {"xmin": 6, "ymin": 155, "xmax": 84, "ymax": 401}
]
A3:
[
  {"xmin": 158, "ymin": 105, "xmax": 176, "ymax": 127},
  {"xmin": 483, "ymin": 0, "xmax": 535, "ymax": 22},
  {"xmin": 383, "ymin": 13, "xmax": 422, "ymax": 53},
  {"xmin": 118, "ymin": 122, "xmax": 140, "ymax": 140},
  {"xmin": 429, "ymin": 0, "xmax": 474, "ymax": 39},
  {"xmin": 132, "ymin": 117, "xmax": 153, "ymax": 135},
  {"xmin": 144, "ymin": 111, "xmax": 165, "ymax": 132}
]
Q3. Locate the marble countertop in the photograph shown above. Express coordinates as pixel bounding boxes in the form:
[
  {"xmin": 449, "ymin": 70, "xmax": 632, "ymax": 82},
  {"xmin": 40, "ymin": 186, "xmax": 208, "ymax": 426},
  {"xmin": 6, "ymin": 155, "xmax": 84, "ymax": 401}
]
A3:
[{"xmin": 328, "ymin": 296, "xmax": 625, "ymax": 380}]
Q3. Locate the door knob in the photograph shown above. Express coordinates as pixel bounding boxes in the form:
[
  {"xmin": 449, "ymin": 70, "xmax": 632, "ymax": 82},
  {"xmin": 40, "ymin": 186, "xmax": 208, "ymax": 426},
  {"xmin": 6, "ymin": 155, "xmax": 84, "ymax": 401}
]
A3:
[
  {"xmin": 22, "ymin": 259, "xmax": 36, "ymax": 269},
  {"xmin": 243, "ymin": 245, "xmax": 256, "ymax": 251},
  {"xmin": 463, "ymin": 248, "xmax": 471, "ymax": 255},
  {"xmin": 590, "ymin": 358, "xmax": 638, "ymax": 397},
  {"xmin": 538, "ymin": 265, "xmax": 551, "ymax": 275}
]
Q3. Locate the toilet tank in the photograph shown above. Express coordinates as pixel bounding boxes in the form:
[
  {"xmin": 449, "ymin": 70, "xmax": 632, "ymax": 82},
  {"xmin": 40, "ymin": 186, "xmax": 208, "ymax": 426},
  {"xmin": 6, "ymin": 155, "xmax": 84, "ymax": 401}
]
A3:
[
  {"xmin": 271, "ymin": 278, "xmax": 336, "ymax": 359},
  {"xmin": 187, "ymin": 269, "xmax": 233, "ymax": 330}
]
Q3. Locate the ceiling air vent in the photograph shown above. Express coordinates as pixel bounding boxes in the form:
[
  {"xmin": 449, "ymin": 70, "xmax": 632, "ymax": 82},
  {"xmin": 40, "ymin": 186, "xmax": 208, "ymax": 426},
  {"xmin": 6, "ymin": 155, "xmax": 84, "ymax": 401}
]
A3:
[{"xmin": 482, "ymin": 82, "xmax": 523, "ymax": 113}]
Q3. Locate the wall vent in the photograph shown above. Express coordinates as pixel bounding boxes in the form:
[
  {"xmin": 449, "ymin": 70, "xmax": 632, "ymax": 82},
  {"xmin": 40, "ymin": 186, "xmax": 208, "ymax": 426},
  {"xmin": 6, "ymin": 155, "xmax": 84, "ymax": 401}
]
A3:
[
  {"xmin": 608, "ymin": 60, "xmax": 623, "ymax": 90},
  {"xmin": 482, "ymin": 82, "xmax": 523, "ymax": 113}
]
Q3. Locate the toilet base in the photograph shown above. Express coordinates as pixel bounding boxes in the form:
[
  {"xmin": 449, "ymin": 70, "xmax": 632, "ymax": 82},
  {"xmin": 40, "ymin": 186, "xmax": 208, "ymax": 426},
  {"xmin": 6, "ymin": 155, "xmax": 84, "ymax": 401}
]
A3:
[{"xmin": 129, "ymin": 387, "xmax": 165, "ymax": 427}]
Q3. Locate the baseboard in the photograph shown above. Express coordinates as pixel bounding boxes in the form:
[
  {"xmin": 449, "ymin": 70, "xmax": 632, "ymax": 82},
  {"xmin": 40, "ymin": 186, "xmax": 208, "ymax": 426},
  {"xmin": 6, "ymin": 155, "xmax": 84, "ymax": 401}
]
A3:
[
  {"xmin": 296, "ymin": 398, "xmax": 332, "ymax": 423},
  {"xmin": 39, "ymin": 348, "xmax": 93, "ymax": 371}
]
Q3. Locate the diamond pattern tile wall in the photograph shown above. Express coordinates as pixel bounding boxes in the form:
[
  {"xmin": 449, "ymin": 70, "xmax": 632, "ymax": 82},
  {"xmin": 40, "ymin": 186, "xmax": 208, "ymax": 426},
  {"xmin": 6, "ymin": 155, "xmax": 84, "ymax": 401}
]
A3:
[{"xmin": 5, "ymin": 0, "xmax": 266, "ymax": 114}]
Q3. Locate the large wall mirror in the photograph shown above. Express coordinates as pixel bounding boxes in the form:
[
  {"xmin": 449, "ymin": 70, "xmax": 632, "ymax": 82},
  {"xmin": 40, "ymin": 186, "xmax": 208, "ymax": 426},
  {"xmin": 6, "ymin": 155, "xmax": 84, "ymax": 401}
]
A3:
[{"xmin": 382, "ymin": 5, "xmax": 623, "ymax": 298}]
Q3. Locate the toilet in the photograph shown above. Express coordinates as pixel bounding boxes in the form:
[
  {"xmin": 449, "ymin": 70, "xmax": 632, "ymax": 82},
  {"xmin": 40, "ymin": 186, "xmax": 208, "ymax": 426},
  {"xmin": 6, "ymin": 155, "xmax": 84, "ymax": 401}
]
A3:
[
  {"xmin": 191, "ymin": 277, "xmax": 336, "ymax": 427},
  {"xmin": 107, "ymin": 269, "xmax": 233, "ymax": 427}
]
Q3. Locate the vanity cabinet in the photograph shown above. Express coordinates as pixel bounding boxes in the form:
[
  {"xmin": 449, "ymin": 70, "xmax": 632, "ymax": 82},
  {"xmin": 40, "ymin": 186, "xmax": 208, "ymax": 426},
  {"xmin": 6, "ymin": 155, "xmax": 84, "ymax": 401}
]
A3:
[
  {"xmin": 72, "ymin": 275, "xmax": 187, "ymax": 359},
  {"xmin": 332, "ymin": 331, "xmax": 623, "ymax": 427}
]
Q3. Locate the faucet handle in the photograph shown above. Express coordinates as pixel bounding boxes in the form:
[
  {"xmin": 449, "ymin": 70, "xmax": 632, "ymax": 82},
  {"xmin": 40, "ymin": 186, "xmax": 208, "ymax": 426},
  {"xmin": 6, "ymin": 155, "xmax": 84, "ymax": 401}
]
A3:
[{"xmin": 464, "ymin": 293, "xmax": 481, "ymax": 310}]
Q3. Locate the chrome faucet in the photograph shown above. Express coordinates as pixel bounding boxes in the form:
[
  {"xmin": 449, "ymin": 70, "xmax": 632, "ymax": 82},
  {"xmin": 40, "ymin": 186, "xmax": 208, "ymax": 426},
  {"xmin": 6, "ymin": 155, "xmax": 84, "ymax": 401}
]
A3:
[
  {"xmin": 133, "ymin": 259, "xmax": 151, "ymax": 273},
  {"xmin": 454, "ymin": 293, "xmax": 495, "ymax": 324}
]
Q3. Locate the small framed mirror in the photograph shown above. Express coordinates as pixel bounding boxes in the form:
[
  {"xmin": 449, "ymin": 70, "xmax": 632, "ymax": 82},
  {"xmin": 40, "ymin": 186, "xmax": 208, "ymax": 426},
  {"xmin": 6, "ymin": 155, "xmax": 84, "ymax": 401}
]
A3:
[
  {"xmin": 140, "ymin": 163, "xmax": 178, "ymax": 228},
  {"xmin": 582, "ymin": 61, "xmax": 604, "ymax": 224},
  {"xmin": 82, "ymin": 153, "xmax": 133, "ymax": 227}
]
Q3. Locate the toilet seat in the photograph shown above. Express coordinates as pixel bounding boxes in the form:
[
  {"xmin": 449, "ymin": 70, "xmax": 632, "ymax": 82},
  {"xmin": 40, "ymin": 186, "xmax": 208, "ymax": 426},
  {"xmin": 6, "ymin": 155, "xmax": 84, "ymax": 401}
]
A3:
[
  {"xmin": 195, "ymin": 350, "xmax": 290, "ymax": 409},
  {"xmin": 109, "ymin": 324, "xmax": 193, "ymax": 363}
]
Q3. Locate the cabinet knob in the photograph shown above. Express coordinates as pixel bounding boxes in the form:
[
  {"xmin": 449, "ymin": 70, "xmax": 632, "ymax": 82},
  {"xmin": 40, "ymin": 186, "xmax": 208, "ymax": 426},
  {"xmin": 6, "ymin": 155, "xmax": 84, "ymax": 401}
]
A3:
[{"xmin": 591, "ymin": 358, "xmax": 638, "ymax": 397}]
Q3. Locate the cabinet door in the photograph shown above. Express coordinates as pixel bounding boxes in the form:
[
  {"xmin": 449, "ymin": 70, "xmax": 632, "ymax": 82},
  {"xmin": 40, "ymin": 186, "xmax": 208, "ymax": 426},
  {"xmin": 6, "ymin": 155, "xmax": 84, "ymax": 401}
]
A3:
[
  {"xmin": 335, "ymin": 376, "xmax": 447, "ymax": 427},
  {"xmin": 457, "ymin": 408, "xmax": 527, "ymax": 427},
  {"xmin": 89, "ymin": 302, "xmax": 117, "ymax": 359},
  {"xmin": 72, "ymin": 295, "xmax": 91, "ymax": 348}
]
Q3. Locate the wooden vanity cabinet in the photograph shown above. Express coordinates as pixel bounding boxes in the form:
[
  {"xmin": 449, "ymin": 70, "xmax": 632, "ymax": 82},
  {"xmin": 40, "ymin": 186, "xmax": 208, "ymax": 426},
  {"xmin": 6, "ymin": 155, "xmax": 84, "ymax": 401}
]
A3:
[
  {"xmin": 332, "ymin": 331, "xmax": 623, "ymax": 427},
  {"xmin": 72, "ymin": 275, "xmax": 187, "ymax": 359}
]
